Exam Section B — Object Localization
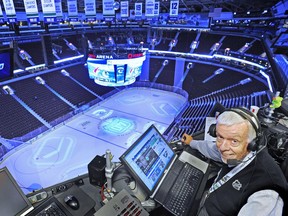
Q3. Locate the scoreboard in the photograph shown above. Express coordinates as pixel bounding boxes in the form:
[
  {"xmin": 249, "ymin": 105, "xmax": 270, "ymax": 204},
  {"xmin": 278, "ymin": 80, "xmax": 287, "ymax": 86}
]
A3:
[{"xmin": 87, "ymin": 51, "xmax": 146, "ymax": 87}]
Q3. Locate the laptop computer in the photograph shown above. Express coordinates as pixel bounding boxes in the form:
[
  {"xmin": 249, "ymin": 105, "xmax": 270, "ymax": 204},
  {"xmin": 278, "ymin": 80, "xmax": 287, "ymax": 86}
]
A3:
[
  {"xmin": 120, "ymin": 124, "xmax": 209, "ymax": 216},
  {"xmin": 0, "ymin": 167, "xmax": 34, "ymax": 216}
]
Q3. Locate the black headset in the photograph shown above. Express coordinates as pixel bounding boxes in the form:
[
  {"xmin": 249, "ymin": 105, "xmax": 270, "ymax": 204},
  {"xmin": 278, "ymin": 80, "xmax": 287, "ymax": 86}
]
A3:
[{"xmin": 208, "ymin": 107, "xmax": 263, "ymax": 151}]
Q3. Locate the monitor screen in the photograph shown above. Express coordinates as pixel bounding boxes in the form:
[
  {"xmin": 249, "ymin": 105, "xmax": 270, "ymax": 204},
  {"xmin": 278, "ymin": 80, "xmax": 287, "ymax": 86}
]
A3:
[
  {"xmin": 87, "ymin": 54, "xmax": 145, "ymax": 87},
  {"xmin": 0, "ymin": 48, "xmax": 14, "ymax": 81},
  {"xmin": 119, "ymin": 125, "xmax": 176, "ymax": 195},
  {"xmin": 0, "ymin": 167, "xmax": 34, "ymax": 216}
]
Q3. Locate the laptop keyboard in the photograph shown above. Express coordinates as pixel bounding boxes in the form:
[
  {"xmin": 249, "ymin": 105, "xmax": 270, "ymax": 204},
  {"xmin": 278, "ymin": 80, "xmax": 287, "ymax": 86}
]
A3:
[
  {"xmin": 33, "ymin": 201, "xmax": 68, "ymax": 216},
  {"xmin": 164, "ymin": 163, "xmax": 203, "ymax": 216}
]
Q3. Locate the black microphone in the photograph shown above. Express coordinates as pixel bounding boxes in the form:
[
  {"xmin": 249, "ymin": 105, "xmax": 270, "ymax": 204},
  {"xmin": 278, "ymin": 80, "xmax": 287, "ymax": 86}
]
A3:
[
  {"xmin": 226, "ymin": 149, "xmax": 261, "ymax": 166},
  {"xmin": 226, "ymin": 159, "xmax": 243, "ymax": 166}
]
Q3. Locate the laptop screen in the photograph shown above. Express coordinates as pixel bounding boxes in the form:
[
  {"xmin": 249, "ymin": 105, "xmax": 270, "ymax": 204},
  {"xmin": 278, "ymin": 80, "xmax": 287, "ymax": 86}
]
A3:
[
  {"xmin": 0, "ymin": 167, "xmax": 34, "ymax": 216},
  {"xmin": 120, "ymin": 124, "xmax": 176, "ymax": 195}
]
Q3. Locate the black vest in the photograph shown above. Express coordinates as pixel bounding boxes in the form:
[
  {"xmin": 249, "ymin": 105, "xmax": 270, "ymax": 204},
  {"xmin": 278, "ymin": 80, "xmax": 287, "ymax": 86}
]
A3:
[{"xmin": 204, "ymin": 149, "xmax": 288, "ymax": 216}]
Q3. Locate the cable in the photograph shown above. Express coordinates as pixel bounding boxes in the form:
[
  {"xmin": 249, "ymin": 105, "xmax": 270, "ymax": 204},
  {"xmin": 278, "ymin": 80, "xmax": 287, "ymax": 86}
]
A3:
[
  {"xmin": 100, "ymin": 185, "xmax": 106, "ymax": 201},
  {"xmin": 129, "ymin": 180, "xmax": 137, "ymax": 191},
  {"xmin": 112, "ymin": 164, "xmax": 133, "ymax": 184},
  {"xmin": 101, "ymin": 182, "xmax": 115, "ymax": 203}
]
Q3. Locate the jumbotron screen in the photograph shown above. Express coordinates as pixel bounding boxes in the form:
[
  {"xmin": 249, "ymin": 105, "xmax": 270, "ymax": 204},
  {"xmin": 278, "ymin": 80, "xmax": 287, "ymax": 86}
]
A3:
[{"xmin": 87, "ymin": 52, "xmax": 146, "ymax": 87}]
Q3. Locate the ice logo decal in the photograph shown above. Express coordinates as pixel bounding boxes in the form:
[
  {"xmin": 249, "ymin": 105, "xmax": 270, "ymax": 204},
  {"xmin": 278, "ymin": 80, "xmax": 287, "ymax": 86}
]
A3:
[
  {"xmin": 33, "ymin": 137, "xmax": 75, "ymax": 165},
  {"xmin": 99, "ymin": 117, "xmax": 135, "ymax": 136},
  {"xmin": 0, "ymin": 63, "xmax": 4, "ymax": 70}
]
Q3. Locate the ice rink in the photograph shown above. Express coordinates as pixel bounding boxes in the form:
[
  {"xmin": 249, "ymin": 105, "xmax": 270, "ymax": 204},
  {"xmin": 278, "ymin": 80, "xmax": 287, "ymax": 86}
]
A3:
[{"xmin": 0, "ymin": 87, "xmax": 187, "ymax": 194}]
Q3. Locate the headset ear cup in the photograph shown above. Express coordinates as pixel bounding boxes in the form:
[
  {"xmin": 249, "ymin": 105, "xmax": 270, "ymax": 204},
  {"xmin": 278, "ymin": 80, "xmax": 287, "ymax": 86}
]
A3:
[
  {"xmin": 247, "ymin": 140, "xmax": 257, "ymax": 151},
  {"xmin": 248, "ymin": 133, "xmax": 265, "ymax": 151},
  {"xmin": 208, "ymin": 124, "xmax": 217, "ymax": 137}
]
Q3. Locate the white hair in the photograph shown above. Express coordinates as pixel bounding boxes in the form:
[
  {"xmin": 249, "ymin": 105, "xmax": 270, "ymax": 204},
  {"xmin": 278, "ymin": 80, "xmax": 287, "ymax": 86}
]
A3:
[{"xmin": 216, "ymin": 110, "xmax": 257, "ymax": 143}]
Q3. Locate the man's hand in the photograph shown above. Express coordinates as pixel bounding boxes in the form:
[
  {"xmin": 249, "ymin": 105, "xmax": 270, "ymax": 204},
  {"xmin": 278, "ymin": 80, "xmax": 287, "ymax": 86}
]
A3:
[{"xmin": 181, "ymin": 133, "xmax": 193, "ymax": 145}]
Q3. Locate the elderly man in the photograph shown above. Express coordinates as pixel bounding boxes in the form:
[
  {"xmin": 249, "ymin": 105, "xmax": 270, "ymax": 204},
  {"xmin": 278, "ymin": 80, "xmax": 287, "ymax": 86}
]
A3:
[{"xmin": 182, "ymin": 108, "xmax": 288, "ymax": 216}]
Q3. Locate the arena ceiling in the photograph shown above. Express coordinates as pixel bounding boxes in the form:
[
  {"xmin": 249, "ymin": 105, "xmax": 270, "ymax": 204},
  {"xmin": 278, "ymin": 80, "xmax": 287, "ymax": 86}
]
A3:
[{"xmin": 10, "ymin": 0, "xmax": 279, "ymax": 16}]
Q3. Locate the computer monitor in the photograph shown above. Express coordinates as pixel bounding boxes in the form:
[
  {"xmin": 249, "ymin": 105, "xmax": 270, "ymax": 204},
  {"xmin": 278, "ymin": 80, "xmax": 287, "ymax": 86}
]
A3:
[
  {"xmin": 119, "ymin": 124, "xmax": 177, "ymax": 196},
  {"xmin": 0, "ymin": 47, "xmax": 14, "ymax": 81},
  {"xmin": 0, "ymin": 167, "xmax": 34, "ymax": 216}
]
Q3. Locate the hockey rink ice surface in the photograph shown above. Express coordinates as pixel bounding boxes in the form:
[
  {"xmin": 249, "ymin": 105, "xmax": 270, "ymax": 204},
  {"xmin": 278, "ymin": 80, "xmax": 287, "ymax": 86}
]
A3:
[{"xmin": 0, "ymin": 87, "xmax": 187, "ymax": 194}]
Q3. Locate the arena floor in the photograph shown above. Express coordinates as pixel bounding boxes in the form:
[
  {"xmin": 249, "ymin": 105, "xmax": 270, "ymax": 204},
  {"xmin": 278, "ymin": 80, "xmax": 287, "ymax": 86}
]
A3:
[{"xmin": 0, "ymin": 87, "xmax": 187, "ymax": 194}]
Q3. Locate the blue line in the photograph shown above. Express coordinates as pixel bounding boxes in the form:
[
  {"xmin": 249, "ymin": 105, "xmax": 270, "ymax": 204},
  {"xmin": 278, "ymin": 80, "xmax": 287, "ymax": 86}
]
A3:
[
  {"xmin": 65, "ymin": 125, "xmax": 127, "ymax": 150},
  {"xmin": 98, "ymin": 105, "xmax": 171, "ymax": 126}
]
